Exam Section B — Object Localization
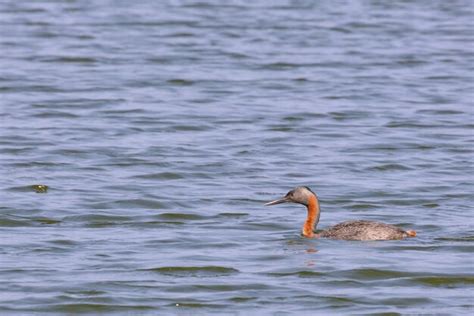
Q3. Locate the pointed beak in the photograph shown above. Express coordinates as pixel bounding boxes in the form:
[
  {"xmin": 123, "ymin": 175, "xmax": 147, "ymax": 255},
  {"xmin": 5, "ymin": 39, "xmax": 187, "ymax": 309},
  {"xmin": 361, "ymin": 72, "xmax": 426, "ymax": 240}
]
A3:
[{"xmin": 264, "ymin": 196, "xmax": 291, "ymax": 206}]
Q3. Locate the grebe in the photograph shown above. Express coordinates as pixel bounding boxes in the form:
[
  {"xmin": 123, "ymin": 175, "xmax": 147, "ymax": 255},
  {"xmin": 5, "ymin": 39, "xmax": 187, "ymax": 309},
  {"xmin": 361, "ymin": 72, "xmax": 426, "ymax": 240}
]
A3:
[{"xmin": 265, "ymin": 186, "xmax": 416, "ymax": 240}]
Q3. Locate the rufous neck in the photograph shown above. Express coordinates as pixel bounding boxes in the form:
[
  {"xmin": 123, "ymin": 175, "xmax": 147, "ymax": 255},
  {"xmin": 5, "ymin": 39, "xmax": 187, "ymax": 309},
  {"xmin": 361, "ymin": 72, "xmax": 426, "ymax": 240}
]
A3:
[{"xmin": 302, "ymin": 194, "xmax": 320, "ymax": 238}]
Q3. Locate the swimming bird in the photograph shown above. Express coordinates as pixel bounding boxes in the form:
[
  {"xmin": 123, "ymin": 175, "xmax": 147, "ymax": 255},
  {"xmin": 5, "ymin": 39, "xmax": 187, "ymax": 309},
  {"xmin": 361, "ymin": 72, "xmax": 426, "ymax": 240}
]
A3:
[{"xmin": 265, "ymin": 186, "xmax": 416, "ymax": 240}]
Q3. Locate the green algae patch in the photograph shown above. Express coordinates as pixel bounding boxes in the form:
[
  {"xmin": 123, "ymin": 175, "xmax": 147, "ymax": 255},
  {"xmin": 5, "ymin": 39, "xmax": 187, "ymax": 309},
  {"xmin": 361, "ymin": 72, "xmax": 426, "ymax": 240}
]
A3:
[
  {"xmin": 414, "ymin": 276, "xmax": 474, "ymax": 287},
  {"xmin": 34, "ymin": 217, "xmax": 61, "ymax": 225}
]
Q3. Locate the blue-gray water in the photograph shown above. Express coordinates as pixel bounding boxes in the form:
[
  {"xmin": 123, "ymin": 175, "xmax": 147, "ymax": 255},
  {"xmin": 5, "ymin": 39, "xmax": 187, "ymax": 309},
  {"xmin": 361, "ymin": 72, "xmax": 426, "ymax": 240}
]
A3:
[{"xmin": 1, "ymin": 1, "xmax": 473, "ymax": 315}]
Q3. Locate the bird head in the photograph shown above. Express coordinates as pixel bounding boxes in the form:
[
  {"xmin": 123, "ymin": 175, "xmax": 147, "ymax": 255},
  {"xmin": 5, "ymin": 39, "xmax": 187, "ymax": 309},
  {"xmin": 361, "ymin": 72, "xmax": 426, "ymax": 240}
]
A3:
[{"xmin": 264, "ymin": 186, "xmax": 315, "ymax": 206}]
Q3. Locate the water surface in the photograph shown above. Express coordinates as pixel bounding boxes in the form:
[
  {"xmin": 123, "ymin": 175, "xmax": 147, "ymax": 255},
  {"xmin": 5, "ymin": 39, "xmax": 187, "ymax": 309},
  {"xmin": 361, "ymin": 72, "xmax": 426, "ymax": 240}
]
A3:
[{"xmin": 1, "ymin": 1, "xmax": 473, "ymax": 314}]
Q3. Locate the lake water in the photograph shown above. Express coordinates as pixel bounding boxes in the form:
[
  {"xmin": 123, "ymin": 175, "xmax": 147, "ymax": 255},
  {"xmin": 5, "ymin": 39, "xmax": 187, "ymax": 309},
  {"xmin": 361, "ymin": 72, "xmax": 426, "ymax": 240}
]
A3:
[{"xmin": 1, "ymin": 1, "xmax": 473, "ymax": 314}]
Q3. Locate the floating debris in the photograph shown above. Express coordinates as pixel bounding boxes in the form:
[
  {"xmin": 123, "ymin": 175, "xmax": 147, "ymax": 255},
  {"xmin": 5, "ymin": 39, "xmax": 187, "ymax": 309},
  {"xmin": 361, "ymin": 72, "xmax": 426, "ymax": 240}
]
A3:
[{"xmin": 32, "ymin": 184, "xmax": 48, "ymax": 193}]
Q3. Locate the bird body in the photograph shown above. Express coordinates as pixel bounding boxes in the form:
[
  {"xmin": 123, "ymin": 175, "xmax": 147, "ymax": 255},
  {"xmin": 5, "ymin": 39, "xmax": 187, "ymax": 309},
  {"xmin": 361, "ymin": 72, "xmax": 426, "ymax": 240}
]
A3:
[
  {"xmin": 265, "ymin": 186, "xmax": 416, "ymax": 241},
  {"xmin": 318, "ymin": 220, "xmax": 414, "ymax": 240}
]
